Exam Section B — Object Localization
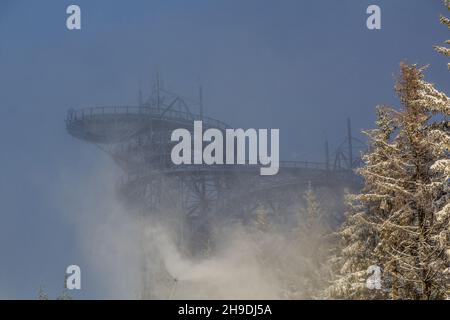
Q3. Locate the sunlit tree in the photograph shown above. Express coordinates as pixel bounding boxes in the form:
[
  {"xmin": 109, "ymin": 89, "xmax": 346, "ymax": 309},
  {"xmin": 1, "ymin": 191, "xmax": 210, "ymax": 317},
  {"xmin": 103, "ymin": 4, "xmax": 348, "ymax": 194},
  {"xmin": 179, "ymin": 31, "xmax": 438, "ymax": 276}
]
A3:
[
  {"xmin": 327, "ymin": 64, "xmax": 450, "ymax": 299},
  {"xmin": 435, "ymin": 0, "xmax": 450, "ymax": 68}
]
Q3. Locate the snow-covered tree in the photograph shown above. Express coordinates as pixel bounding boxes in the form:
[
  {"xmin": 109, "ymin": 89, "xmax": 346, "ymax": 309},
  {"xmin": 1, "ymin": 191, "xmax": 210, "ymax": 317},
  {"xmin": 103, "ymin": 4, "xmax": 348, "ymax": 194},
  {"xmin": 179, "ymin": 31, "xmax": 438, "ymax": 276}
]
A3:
[
  {"xmin": 254, "ymin": 206, "xmax": 272, "ymax": 233},
  {"xmin": 299, "ymin": 185, "xmax": 323, "ymax": 233},
  {"xmin": 297, "ymin": 185, "xmax": 329, "ymax": 268},
  {"xmin": 326, "ymin": 64, "xmax": 450, "ymax": 299},
  {"xmin": 376, "ymin": 63, "xmax": 450, "ymax": 299},
  {"xmin": 434, "ymin": 0, "xmax": 450, "ymax": 69},
  {"xmin": 37, "ymin": 284, "xmax": 73, "ymax": 300},
  {"xmin": 291, "ymin": 185, "xmax": 331, "ymax": 299},
  {"xmin": 38, "ymin": 287, "xmax": 49, "ymax": 300},
  {"xmin": 324, "ymin": 108, "xmax": 395, "ymax": 299}
]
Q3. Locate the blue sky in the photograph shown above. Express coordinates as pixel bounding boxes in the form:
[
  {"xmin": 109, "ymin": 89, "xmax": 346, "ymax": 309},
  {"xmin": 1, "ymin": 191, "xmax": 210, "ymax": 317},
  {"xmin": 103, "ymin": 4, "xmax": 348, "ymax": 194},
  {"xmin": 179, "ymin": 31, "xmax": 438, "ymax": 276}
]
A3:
[{"xmin": 0, "ymin": 0, "xmax": 448, "ymax": 298}]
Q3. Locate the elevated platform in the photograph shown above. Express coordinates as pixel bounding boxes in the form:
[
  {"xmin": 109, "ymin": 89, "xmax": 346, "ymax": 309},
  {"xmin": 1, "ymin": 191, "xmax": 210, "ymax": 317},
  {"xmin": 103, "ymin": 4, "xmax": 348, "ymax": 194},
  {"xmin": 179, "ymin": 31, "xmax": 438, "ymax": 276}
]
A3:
[
  {"xmin": 66, "ymin": 103, "xmax": 363, "ymax": 203},
  {"xmin": 66, "ymin": 106, "xmax": 229, "ymax": 144},
  {"xmin": 66, "ymin": 105, "xmax": 357, "ymax": 178},
  {"xmin": 65, "ymin": 84, "xmax": 364, "ymax": 255}
]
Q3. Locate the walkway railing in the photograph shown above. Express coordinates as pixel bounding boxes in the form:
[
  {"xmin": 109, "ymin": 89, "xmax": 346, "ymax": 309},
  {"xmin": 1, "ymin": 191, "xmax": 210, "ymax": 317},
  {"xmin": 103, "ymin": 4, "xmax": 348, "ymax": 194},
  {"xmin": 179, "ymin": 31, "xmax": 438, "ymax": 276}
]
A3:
[{"xmin": 66, "ymin": 106, "xmax": 229, "ymax": 130}]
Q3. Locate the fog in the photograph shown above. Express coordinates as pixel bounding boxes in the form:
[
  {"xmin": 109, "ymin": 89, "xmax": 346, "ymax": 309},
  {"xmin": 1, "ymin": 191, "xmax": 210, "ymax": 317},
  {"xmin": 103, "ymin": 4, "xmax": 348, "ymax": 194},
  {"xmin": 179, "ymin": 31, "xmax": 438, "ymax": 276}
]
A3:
[
  {"xmin": 0, "ymin": 0, "xmax": 448, "ymax": 298},
  {"xmin": 57, "ymin": 159, "xmax": 334, "ymax": 299}
]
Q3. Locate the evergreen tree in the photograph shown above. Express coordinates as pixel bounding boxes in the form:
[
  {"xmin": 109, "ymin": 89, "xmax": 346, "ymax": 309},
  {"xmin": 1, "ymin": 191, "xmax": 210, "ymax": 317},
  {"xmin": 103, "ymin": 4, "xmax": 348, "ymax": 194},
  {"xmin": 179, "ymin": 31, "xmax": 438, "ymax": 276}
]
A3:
[
  {"xmin": 38, "ymin": 287, "xmax": 49, "ymax": 300},
  {"xmin": 294, "ymin": 185, "xmax": 331, "ymax": 299},
  {"xmin": 254, "ymin": 206, "xmax": 272, "ymax": 233},
  {"xmin": 326, "ymin": 64, "xmax": 450, "ymax": 299},
  {"xmin": 324, "ymin": 108, "xmax": 395, "ymax": 299},
  {"xmin": 434, "ymin": 0, "xmax": 450, "ymax": 69}
]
